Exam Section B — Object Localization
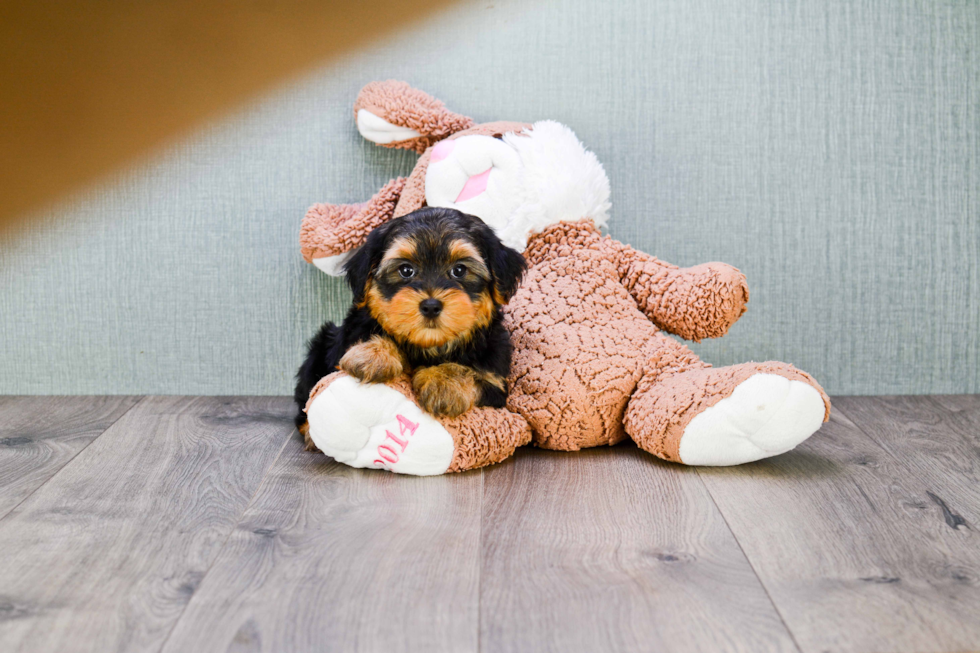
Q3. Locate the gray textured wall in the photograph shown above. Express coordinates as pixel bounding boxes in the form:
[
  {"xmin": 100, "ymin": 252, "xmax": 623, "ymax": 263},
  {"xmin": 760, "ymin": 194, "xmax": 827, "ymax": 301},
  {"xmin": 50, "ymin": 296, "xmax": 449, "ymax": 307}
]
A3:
[{"xmin": 2, "ymin": 0, "xmax": 978, "ymax": 395}]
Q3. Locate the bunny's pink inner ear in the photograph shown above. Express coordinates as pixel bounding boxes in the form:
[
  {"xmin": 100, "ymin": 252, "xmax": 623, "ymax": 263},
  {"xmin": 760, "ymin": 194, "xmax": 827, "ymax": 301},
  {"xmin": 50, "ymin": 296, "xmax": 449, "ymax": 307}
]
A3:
[{"xmin": 354, "ymin": 80, "xmax": 473, "ymax": 153}]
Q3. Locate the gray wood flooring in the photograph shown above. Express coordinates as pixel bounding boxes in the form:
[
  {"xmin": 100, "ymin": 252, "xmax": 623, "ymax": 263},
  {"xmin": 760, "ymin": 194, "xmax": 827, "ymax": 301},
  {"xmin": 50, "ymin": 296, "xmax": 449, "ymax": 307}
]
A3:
[{"xmin": 0, "ymin": 395, "xmax": 977, "ymax": 653}]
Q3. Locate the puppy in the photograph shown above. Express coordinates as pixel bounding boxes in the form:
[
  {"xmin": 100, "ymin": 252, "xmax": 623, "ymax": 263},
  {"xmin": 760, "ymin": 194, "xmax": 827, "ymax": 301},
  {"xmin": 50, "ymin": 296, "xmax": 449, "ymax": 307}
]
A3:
[{"xmin": 294, "ymin": 207, "xmax": 526, "ymax": 449}]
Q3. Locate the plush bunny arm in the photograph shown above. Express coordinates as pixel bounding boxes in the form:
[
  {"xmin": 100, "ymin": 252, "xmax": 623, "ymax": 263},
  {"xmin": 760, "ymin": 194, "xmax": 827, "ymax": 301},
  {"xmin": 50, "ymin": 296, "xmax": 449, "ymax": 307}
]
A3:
[
  {"xmin": 608, "ymin": 239, "xmax": 749, "ymax": 342},
  {"xmin": 355, "ymin": 80, "xmax": 474, "ymax": 153},
  {"xmin": 300, "ymin": 177, "xmax": 406, "ymax": 274}
]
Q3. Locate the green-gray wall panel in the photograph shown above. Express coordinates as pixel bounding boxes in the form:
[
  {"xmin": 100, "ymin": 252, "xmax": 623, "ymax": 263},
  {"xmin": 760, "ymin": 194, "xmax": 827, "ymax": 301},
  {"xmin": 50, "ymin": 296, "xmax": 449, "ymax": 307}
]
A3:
[{"xmin": 2, "ymin": 0, "xmax": 977, "ymax": 395}]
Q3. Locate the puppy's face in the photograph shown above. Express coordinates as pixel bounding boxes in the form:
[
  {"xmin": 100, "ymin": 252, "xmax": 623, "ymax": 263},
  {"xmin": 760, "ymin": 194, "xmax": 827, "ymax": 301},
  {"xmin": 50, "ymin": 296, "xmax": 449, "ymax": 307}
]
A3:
[{"xmin": 345, "ymin": 208, "xmax": 526, "ymax": 350}]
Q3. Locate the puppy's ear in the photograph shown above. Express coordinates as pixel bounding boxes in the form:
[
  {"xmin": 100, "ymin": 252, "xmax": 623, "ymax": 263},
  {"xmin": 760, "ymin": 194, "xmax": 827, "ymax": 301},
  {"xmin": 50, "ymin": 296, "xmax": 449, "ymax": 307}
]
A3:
[
  {"xmin": 343, "ymin": 221, "xmax": 394, "ymax": 304},
  {"xmin": 489, "ymin": 241, "xmax": 527, "ymax": 305}
]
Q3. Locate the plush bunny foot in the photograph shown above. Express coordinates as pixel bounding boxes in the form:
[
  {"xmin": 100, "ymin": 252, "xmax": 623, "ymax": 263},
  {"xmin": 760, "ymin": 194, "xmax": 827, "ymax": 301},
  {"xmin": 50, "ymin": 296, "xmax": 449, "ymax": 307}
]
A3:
[
  {"xmin": 625, "ymin": 362, "xmax": 831, "ymax": 466},
  {"xmin": 305, "ymin": 373, "xmax": 455, "ymax": 475},
  {"xmin": 676, "ymin": 372, "xmax": 827, "ymax": 465},
  {"xmin": 305, "ymin": 372, "xmax": 533, "ymax": 475}
]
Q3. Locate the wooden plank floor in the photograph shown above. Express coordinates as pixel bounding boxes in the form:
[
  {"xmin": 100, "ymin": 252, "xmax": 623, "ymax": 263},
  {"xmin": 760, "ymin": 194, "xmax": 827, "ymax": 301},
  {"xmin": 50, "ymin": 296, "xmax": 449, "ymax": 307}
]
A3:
[{"xmin": 0, "ymin": 396, "xmax": 977, "ymax": 653}]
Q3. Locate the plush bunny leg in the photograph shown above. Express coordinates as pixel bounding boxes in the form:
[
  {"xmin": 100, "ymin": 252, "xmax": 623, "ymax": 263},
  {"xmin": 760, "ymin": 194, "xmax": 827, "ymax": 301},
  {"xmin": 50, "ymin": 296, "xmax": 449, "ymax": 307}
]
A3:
[
  {"xmin": 624, "ymin": 336, "xmax": 830, "ymax": 466},
  {"xmin": 304, "ymin": 372, "xmax": 531, "ymax": 475},
  {"xmin": 300, "ymin": 177, "xmax": 407, "ymax": 274}
]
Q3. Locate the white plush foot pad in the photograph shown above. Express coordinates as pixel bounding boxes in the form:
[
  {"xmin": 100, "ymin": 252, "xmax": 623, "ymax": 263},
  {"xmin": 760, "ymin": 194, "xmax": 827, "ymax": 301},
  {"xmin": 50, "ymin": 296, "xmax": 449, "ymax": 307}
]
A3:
[
  {"xmin": 678, "ymin": 373, "xmax": 825, "ymax": 466},
  {"xmin": 306, "ymin": 376, "xmax": 455, "ymax": 476}
]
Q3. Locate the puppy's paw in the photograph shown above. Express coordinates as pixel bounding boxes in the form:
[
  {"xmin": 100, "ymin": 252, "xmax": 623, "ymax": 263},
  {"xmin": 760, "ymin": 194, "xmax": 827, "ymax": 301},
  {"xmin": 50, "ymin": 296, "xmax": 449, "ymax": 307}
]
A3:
[
  {"xmin": 413, "ymin": 363, "xmax": 479, "ymax": 417},
  {"xmin": 340, "ymin": 336, "xmax": 406, "ymax": 384}
]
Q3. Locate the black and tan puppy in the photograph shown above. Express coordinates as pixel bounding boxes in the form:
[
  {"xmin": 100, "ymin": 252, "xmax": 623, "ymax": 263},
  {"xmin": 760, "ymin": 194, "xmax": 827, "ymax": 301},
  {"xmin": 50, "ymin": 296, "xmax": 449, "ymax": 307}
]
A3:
[{"xmin": 294, "ymin": 207, "xmax": 526, "ymax": 445}]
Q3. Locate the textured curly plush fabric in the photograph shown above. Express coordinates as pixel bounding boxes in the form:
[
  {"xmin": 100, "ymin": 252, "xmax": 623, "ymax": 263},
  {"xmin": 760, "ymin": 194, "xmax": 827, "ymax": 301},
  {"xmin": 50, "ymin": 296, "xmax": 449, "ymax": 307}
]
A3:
[
  {"xmin": 507, "ymin": 220, "xmax": 740, "ymax": 448},
  {"xmin": 505, "ymin": 220, "xmax": 831, "ymax": 456},
  {"xmin": 506, "ymin": 221, "xmax": 652, "ymax": 449},
  {"xmin": 442, "ymin": 402, "xmax": 532, "ymax": 472},
  {"xmin": 354, "ymin": 80, "xmax": 475, "ymax": 153},
  {"xmin": 300, "ymin": 177, "xmax": 406, "ymax": 261},
  {"xmin": 611, "ymin": 241, "xmax": 749, "ymax": 342}
]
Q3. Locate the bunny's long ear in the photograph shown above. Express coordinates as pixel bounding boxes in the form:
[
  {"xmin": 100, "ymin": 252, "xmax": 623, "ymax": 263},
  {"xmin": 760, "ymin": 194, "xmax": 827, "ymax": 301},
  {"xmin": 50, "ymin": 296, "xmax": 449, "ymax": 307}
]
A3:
[
  {"xmin": 301, "ymin": 177, "xmax": 407, "ymax": 275},
  {"xmin": 354, "ymin": 80, "xmax": 474, "ymax": 153}
]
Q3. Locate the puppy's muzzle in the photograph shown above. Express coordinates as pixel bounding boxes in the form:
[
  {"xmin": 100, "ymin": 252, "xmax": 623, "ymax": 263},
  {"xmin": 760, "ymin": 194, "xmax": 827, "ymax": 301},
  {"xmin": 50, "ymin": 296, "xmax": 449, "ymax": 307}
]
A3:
[{"xmin": 419, "ymin": 298, "xmax": 444, "ymax": 318}]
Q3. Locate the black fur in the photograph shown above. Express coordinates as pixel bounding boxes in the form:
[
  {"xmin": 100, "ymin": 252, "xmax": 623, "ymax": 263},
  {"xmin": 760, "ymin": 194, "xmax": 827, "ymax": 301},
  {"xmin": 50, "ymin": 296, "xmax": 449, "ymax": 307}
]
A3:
[
  {"xmin": 294, "ymin": 207, "xmax": 526, "ymax": 427},
  {"xmin": 489, "ymin": 237, "xmax": 527, "ymax": 303}
]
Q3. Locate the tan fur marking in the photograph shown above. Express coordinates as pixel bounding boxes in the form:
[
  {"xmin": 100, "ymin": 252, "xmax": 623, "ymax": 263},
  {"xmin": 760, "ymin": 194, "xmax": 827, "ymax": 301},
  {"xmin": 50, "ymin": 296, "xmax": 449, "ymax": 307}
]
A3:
[
  {"xmin": 428, "ymin": 288, "xmax": 478, "ymax": 345},
  {"xmin": 355, "ymin": 278, "xmax": 372, "ymax": 309},
  {"xmin": 448, "ymin": 240, "xmax": 489, "ymax": 279},
  {"xmin": 448, "ymin": 240, "xmax": 479, "ymax": 261},
  {"xmin": 368, "ymin": 284, "xmax": 486, "ymax": 350},
  {"xmin": 412, "ymin": 363, "xmax": 479, "ymax": 417},
  {"xmin": 338, "ymin": 335, "xmax": 406, "ymax": 383},
  {"xmin": 477, "ymin": 371, "xmax": 506, "ymax": 391},
  {"xmin": 381, "ymin": 236, "xmax": 417, "ymax": 264},
  {"xmin": 472, "ymin": 291, "xmax": 496, "ymax": 330}
]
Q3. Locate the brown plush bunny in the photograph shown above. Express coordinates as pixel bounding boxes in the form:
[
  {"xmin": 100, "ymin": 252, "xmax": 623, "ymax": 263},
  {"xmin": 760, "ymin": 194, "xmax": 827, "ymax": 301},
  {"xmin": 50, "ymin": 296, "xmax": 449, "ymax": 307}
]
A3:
[{"xmin": 299, "ymin": 80, "xmax": 830, "ymax": 476}]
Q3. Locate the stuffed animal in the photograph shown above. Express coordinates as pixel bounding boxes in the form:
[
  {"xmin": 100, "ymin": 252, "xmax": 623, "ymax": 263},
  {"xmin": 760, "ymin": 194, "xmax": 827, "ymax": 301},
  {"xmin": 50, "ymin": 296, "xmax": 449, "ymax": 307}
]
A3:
[{"xmin": 299, "ymin": 80, "xmax": 830, "ymax": 476}]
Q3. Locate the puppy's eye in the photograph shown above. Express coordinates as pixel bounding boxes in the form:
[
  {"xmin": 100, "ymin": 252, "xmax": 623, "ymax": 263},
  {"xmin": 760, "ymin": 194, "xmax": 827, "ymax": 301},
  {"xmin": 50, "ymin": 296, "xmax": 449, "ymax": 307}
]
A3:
[
  {"xmin": 449, "ymin": 264, "xmax": 467, "ymax": 279},
  {"xmin": 398, "ymin": 264, "xmax": 415, "ymax": 279}
]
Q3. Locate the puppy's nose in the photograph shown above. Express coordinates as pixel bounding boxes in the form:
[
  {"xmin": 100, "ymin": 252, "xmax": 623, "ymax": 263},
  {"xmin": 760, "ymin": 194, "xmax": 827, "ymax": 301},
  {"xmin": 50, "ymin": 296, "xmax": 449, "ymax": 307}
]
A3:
[{"xmin": 419, "ymin": 298, "xmax": 443, "ymax": 318}]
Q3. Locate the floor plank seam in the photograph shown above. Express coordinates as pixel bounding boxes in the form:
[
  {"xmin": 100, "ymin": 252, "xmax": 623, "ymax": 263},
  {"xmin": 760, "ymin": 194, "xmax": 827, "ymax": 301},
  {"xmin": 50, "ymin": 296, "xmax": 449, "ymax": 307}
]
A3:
[
  {"xmin": 694, "ymin": 466, "xmax": 805, "ymax": 653},
  {"xmin": 154, "ymin": 424, "xmax": 297, "ymax": 653},
  {"xmin": 0, "ymin": 395, "xmax": 147, "ymax": 523}
]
